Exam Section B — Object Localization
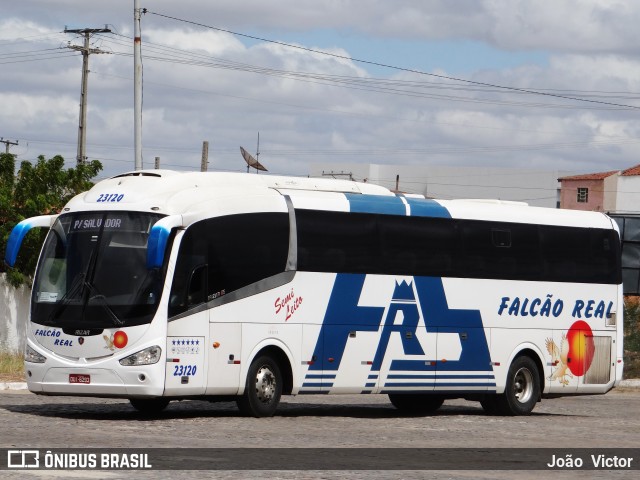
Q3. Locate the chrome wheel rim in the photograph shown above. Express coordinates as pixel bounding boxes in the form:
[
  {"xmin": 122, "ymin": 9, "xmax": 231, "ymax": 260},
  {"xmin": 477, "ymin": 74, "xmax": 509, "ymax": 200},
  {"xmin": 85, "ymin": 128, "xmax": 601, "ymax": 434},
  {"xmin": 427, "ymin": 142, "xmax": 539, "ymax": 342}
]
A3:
[
  {"xmin": 513, "ymin": 367, "xmax": 534, "ymax": 404},
  {"xmin": 255, "ymin": 365, "xmax": 276, "ymax": 404}
]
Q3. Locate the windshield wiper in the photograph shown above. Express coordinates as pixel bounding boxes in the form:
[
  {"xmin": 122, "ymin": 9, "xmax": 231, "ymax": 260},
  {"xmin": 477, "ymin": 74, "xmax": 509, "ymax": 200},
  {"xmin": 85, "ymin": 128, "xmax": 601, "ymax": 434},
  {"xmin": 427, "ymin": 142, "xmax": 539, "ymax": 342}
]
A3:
[
  {"xmin": 84, "ymin": 281, "xmax": 125, "ymax": 327},
  {"xmin": 45, "ymin": 272, "xmax": 86, "ymax": 325}
]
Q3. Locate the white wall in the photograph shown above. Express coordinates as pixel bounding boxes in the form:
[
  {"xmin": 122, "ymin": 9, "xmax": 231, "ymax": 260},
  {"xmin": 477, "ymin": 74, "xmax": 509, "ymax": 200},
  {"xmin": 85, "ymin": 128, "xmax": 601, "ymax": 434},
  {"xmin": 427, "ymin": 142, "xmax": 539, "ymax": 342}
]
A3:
[
  {"xmin": 311, "ymin": 163, "xmax": 574, "ymax": 208},
  {"xmin": 0, "ymin": 273, "xmax": 30, "ymax": 352},
  {"xmin": 613, "ymin": 176, "xmax": 640, "ymax": 214},
  {"xmin": 604, "ymin": 174, "xmax": 619, "ymax": 212}
]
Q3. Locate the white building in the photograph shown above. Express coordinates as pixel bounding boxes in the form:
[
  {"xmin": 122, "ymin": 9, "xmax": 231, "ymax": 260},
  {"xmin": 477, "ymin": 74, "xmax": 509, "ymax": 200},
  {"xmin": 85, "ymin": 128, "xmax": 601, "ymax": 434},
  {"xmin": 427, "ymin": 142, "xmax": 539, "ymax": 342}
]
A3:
[
  {"xmin": 310, "ymin": 163, "xmax": 576, "ymax": 208},
  {"xmin": 603, "ymin": 165, "xmax": 640, "ymax": 214}
]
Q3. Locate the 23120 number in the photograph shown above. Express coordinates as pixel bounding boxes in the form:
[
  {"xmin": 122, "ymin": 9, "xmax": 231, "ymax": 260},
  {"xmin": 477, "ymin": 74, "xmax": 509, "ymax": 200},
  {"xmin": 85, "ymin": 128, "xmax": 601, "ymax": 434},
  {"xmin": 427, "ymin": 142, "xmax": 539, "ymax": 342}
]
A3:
[{"xmin": 173, "ymin": 365, "xmax": 197, "ymax": 376}]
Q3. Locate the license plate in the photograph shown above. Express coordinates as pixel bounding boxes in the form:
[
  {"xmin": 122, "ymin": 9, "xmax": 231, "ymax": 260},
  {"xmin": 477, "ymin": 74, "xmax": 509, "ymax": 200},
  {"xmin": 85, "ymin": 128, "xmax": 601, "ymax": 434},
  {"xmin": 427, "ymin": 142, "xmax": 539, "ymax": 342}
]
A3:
[{"xmin": 69, "ymin": 374, "xmax": 90, "ymax": 384}]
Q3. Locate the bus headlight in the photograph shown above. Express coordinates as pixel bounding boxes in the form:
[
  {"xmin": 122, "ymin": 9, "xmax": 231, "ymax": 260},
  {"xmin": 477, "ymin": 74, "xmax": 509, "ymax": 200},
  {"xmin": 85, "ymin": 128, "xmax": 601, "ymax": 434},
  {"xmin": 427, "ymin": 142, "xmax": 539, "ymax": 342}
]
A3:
[
  {"xmin": 119, "ymin": 346, "xmax": 162, "ymax": 366},
  {"xmin": 25, "ymin": 345, "xmax": 47, "ymax": 363}
]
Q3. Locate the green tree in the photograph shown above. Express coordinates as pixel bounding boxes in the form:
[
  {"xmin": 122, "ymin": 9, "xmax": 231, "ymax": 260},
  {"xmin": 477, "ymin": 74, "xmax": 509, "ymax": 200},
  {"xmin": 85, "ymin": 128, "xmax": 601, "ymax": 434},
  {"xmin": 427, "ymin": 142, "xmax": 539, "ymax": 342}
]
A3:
[
  {"xmin": 0, "ymin": 153, "xmax": 102, "ymax": 287},
  {"xmin": 624, "ymin": 297, "xmax": 640, "ymax": 378}
]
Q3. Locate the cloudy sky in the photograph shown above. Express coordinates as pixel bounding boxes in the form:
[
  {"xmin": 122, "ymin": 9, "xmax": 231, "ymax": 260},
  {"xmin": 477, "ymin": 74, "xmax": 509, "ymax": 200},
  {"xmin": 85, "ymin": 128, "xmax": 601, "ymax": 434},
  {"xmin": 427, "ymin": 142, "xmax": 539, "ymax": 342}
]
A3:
[{"xmin": 1, "ymin": 1, "xmax": 639, "ymax": 182}]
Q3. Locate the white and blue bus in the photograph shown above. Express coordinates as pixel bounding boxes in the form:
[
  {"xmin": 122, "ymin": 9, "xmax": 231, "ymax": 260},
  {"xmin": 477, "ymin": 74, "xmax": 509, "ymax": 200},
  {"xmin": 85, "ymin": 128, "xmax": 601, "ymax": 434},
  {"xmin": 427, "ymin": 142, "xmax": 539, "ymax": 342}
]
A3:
[{"xmin": 5, "ymin": 170, "xmax": 623, "ymax": 416}]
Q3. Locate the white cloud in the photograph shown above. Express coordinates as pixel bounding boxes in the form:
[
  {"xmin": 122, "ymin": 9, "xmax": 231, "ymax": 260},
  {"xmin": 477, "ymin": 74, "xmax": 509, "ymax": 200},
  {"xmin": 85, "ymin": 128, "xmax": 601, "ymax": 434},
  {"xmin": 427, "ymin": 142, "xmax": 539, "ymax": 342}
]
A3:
[
  {"xmin": 0, "ymin": 93, "xmax": 76, "ymax": 131},
  {"xmin": 145, "ymin": 28, "xmax": 245, "ymax": 57},
  {"xmin": 0, "ymin": 18, "xmax": 56, "ymax": 40},
  {"xmin": 548, "ymin": 54, "xmax": 640, "ymax": 91},
  {"xmin": 2, "ymin": 2, "xmax": 640, "ymax": 179},
  {"xmin": 14, "ymin": 1, "xmax": 640, "ymax": 54},
  {"xmin": 483, "ymin": 0, "xmax": 640, "ymax": 53}
]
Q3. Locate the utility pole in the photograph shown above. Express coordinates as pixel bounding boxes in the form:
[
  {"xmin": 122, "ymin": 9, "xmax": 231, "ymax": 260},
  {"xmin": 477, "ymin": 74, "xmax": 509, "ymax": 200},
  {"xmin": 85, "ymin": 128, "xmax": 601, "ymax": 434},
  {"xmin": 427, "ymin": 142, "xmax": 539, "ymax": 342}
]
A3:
[
  {"xmin": 201, "ymin": 141, "xmax": 209, "ymax": 172},
  {"xmin": 65, "ymin": 26, "xmax": 111, "ymax": 166},
  {"xmin": 134, "ymin": 0, "xmax": 143, "ymax": 170},
  {"xmin": 0, "ymin": 138, "xmax": 18, "ymax": 154}
]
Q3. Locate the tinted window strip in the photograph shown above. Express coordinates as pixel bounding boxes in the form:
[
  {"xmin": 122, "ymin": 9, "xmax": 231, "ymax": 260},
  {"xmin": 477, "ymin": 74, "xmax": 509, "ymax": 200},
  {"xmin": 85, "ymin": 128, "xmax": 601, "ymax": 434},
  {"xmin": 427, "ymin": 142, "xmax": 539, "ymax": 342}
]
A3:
[{"xmin": 295, "ymin": 210, "xmax": 621, "ymax": 285}]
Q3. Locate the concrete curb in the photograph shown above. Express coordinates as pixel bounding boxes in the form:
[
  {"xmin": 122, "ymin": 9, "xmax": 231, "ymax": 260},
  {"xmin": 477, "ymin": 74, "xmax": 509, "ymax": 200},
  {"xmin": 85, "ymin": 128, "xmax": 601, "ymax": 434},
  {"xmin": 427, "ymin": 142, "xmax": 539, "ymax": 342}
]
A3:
[
  {"xmin": 618, "ymin": 379, "xmax": 640, "ymax": 388},
  {"xmin": 0, "ymin": 382, "xmax": 27, "ymax": 391}
]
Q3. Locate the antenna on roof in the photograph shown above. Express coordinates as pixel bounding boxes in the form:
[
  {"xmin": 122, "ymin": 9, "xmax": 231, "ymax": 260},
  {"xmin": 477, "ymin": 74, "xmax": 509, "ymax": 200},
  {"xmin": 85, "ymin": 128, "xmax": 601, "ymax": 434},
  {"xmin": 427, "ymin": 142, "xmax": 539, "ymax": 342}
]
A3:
[{"xmin": 240, "ymin": 133, "xmax": 268, "ymax": 173}]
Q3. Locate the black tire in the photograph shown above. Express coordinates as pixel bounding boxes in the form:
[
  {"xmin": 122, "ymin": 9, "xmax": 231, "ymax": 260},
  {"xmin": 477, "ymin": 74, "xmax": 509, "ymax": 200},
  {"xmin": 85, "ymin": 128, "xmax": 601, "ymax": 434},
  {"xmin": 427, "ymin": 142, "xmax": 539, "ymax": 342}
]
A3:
[
  {"xmin": 480, "ymin": 395, "xmax": 499, "ymax": 415},
  {"xmin": 129, "ymin": 397, "xmax": 170, "ymax": 413},
  {"xmin": 494, "ymin": 356, "xmax": 540, "ymax": 416},
  {"xmin": 237, "ymin": 355, "xmax": 282, "ymax": 417},
  {"xmin": 388, "ymin": 394, "xmax": 444, "ymax": 414}
]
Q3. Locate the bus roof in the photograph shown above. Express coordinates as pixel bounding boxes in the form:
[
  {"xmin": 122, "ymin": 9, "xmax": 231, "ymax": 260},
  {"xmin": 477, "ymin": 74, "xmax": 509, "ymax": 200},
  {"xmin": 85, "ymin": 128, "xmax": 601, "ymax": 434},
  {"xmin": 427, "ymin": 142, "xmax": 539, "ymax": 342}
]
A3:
[{"xmin": 63, "ymin": 170, "xmax": 615, "ymax": 230}]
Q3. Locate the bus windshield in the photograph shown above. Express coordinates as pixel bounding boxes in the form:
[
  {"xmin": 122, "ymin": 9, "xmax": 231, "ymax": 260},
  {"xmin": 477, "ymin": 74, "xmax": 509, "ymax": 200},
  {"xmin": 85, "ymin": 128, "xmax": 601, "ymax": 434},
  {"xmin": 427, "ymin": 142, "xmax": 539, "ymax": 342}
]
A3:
[{"xmin": 31, "ymin": 212, "xmax": 166, "ymax": 329}]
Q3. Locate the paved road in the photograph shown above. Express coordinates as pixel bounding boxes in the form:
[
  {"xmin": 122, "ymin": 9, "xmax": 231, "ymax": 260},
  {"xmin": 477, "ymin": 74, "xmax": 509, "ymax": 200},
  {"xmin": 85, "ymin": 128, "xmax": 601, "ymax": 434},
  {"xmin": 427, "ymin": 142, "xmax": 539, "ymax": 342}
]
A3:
[{"xmin": 1, "ymin": 388, "xmax": 639, "ymax": 479}]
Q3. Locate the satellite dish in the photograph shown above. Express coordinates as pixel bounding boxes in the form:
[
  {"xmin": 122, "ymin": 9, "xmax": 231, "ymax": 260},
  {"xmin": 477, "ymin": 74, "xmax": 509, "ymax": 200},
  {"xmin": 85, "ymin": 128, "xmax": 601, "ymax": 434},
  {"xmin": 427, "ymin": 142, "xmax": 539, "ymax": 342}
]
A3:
[{"xmin": 240, "ymin": 146, "xmax": 268, "ymax": 173}]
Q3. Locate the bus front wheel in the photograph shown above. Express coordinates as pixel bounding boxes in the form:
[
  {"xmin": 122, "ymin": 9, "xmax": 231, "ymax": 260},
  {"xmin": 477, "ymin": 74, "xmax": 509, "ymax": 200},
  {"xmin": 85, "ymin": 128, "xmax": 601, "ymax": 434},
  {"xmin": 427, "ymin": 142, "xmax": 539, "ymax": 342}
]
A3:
[
  {"xmin": 494, "ymin": 355, "xmax": 540, "ymax": 416},
  {"xmin": 237, "ymin": 355, "xmax": 283, "ymax": 417}
]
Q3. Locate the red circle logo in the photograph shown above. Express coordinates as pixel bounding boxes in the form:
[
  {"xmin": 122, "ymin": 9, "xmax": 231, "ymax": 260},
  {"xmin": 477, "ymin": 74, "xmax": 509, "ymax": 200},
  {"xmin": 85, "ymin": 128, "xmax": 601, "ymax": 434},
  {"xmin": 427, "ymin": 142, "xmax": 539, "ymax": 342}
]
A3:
[
  {"xmin": 566, "ymin": 320, "xmax": 595, "ymax": 376},
  {"xmin": 113, "ymin": 331, "xmax": 128, "ymax": 349}
]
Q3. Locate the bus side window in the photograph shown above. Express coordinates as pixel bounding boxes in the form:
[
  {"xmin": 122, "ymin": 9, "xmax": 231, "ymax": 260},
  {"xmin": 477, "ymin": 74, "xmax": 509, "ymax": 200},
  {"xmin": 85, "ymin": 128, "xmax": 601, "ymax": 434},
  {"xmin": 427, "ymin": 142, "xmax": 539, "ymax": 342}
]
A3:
[
  {"xmin": 170, "ymin": 213, "xmax": 289, "ymax": 316},
  {"xmin": 203, "ymin": 213, "xmax": 289, "ymax": 297},
  {"xmin": 187, "ymin": 264, "xmax": 208, "ymax": 308},
  {"xmin": 169, "ymin": 225, "xmax": 207, "ymax": 316}
]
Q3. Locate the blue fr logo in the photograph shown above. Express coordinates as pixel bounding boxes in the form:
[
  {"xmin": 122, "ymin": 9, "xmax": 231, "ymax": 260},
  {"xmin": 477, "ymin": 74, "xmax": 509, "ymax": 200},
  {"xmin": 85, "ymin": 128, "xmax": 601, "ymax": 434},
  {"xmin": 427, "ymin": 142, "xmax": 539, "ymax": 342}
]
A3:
[
  {"xmin": 371, "ymin": 280, "xmax": 424, "ymax": 370},
  {"xmin": 309, "ymin": 274, "xmax": 492, "ymax": 376}
]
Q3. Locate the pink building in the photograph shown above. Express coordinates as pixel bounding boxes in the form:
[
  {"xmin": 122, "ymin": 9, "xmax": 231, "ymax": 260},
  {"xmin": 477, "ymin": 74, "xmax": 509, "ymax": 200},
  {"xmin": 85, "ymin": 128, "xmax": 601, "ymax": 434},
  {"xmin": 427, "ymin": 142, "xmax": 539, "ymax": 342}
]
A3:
[
  {"xmin": 558, "ymin": 170, "xmax": 618, "ymax": 211},
  {"xmin": 559, "ymin": 164, "xmax": 640, "ymax": 213}
]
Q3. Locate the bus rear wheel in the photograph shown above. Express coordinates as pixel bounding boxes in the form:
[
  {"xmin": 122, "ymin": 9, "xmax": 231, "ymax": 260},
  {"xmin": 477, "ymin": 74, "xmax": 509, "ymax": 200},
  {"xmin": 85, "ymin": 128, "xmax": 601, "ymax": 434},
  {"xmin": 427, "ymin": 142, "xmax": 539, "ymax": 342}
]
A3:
[
  {"xmin": 129, "ymin": 397, "xmax": 170, "ymax": 414},
  {"xmin": 494, "ymin": 355, "xmax": 540, "ymax": 416},
  {"xmin": 389, "ymin": 394, "xmax": 444, "ymax": 414},
  {"xmin": 237, "ymin": 355, "xmax": 282, "ymax": 417}
]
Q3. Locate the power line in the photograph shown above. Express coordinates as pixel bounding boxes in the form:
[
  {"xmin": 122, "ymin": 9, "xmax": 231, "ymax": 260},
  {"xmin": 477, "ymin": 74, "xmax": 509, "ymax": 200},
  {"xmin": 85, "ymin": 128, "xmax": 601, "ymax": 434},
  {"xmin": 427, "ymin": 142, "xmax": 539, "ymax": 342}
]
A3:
[
  {"xmin": 18, "ymin": 133, "xmax": 640, "ymax": 167},
  {"xmin": 0, "ymin": 52, "xmax": 77, "ymax": 65},
  {"xmin": 146, "ymin": 10, "xmax": 640, "ymax": 111},
  {"xmin": 90, "ymin": 67, "xmax": 637, "ymax": 149},
  {"xmin": 94, "ymin": 31, "xmax": 639, "ymax": 112},
  {"xmin": 0, "ymin": 47, "xmax": 68, "ymax": 58},
  {"xmin": 97, "ymin": 32, "xmax": 640, "ymax": 100},
  {"xmin": 0, "ymin": 31, "xmax": 73, "ymax": 64},
  {"xmin": 95, "ymin": 36, "xmax": 630, "ymax": 110}
]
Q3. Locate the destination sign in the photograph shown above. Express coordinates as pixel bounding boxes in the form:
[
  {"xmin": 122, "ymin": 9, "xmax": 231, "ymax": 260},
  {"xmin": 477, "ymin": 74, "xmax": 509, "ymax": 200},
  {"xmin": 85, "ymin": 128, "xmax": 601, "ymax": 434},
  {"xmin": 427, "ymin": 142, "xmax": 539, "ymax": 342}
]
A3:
[{"xmin": 70, "ymin": 217, "xmax": 126, "ymax": 232}]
